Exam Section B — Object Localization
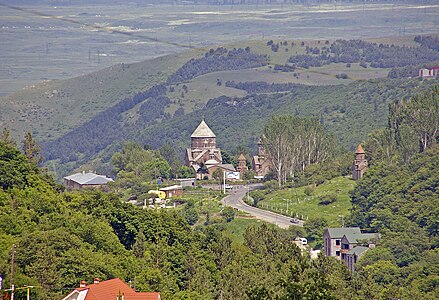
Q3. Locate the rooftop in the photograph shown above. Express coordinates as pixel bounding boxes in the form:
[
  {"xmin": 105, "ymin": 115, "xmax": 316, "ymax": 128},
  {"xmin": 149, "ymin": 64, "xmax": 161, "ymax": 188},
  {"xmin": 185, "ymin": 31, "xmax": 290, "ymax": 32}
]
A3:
[
  {"xmin": 64, "ymin": 172, "xmax": 113, "ymax": 185},
  {"xmin": 325, "ymin": 227, "xmax": 361, "ymax": 238},
  {"xmin": 63, "ymin": 278, "xmax": 160, "ymax": 300},
  {"xmin": 346, "ymin": 246, "xmax": 370, "ymax": 256},
  {"xmin": 191, "ymin": 120, "xmax": 216, "ymax": 138},
  {"xmin": 159, "ymin": 185, "xmax": 183, "ymax": 191},
  {"xmin": 343, "ymin": 232, "xmax": 380, "ymax": 244},
  {"xmin": 356, "ymin": 144, "xmax": 365, "ymax": 154}
]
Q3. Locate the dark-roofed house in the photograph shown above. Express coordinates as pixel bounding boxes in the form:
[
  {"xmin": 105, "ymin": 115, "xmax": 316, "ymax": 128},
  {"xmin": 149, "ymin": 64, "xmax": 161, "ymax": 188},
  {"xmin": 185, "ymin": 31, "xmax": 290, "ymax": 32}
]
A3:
[
  {"xmin": 63, "ymin": 172, "xmax": 113, "ymax": 190},
  {"xmin": 345, "ymin": 246, "xmax": 370, "ymax": 273},
  {"xmin": 62, "ymin": 278, "xmax": 160, "ymax": 300},
  {"xmin": 340, "ymin": 232, "xmax": 380, "ymax": 260},
  {"xmin": 323, "ymin": 227, "xmax": 361, "ymax": 259}
]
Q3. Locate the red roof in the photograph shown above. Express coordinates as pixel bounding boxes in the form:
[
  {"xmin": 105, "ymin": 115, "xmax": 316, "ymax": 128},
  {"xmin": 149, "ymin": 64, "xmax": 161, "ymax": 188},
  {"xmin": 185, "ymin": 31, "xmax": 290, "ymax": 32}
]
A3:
[
  {"xmin": 70, "ymin": 278, "xmax": 160, "ymax": 300},
  {"xmin": 356, "ymin": 144, "xmax": 365, "ymax": 154}
]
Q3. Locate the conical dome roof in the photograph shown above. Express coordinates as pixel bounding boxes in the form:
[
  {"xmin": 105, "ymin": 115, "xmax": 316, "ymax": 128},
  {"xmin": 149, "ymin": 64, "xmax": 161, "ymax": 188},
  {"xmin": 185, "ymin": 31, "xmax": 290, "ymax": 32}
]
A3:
[
  {"xmin": 356, "ymin": 144, "xmax": 365, "ymax": 154},
  {"xmin": 238, "ymin": 153, "xmax": 246, "ymax": 161},
  {"xmin": 191, "ymin": 120, "xmax": 216, "ymax": 138}
]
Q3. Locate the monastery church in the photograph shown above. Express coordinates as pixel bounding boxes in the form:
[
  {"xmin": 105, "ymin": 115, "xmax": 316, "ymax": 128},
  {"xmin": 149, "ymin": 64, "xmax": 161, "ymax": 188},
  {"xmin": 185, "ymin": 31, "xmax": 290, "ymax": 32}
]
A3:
[{"xmin": 185, "ymin": 119, "xmax": 236, "ymax": 179}]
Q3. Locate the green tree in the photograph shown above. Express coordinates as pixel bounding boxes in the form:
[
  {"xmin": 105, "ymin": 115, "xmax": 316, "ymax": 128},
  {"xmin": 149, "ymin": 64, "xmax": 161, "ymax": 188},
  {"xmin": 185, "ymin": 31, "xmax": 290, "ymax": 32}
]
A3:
[
  {"xmin": 304, "ymin": 217, "xmax": 328, "ymax": 248},
  {"xmin": 22, "ymin": 132, "xmax": 43, "ymax": 164},
  {"xmin": 220, "ymin": 207, "xmax": 236, "ymax": 223},
  {"xmin": 263, "ymin": 116, "xmax": 334, "ymax": 187},
  {"xmin": 1, "ymin": 127, "xmax": 15, "ymax": 146},
  {"xmin": 183, "ymin": 200, "xmax": 199, "ymax": 225}
]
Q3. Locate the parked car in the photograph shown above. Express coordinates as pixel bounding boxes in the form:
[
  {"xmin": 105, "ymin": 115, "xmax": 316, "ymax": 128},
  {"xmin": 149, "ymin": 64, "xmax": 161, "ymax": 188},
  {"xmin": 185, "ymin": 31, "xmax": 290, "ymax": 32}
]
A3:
[
  {"xmin": 298, "ymin": 237, "xmax": 308, "ymax": 245},
  {"xmin": 290, "ymin": 217, "xmax": 300, "ymax": 224},
  {"xmin": 225, "ymin": 184, "xmax": 233, "ymax": 190}
]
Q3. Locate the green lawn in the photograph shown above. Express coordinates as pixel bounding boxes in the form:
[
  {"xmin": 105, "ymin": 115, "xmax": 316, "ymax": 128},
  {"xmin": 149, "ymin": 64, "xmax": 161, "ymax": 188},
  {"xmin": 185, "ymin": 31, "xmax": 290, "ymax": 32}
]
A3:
[{"xmin": 256, "ymin": 176, "xmax": 356, "ymax": 226}]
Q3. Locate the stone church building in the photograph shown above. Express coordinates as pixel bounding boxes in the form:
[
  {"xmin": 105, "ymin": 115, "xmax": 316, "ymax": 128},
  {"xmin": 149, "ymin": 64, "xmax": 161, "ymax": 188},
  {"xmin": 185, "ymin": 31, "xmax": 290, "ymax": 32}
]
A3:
[
  {"xmin": 352, "ymin": 144, "xmax": 368, "ymax": 180},
  {"xmin": 185, "ymin": 119, "xmax": 236, "ymax": 179},
  {"xmin": 252, "ymin": 137, "xmax": 272, "ymax": 177}
]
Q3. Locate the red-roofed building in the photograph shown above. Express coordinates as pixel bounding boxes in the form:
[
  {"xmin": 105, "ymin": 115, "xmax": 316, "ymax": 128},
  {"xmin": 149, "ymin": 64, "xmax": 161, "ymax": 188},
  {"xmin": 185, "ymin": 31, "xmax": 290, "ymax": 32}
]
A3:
[
  {"xmin": 62, "ymin": 278, "xmax": 160, "ymax": 300},
  {"xmin": 419, "ymin": 66, "xmax": 439, "ymax": 78}
]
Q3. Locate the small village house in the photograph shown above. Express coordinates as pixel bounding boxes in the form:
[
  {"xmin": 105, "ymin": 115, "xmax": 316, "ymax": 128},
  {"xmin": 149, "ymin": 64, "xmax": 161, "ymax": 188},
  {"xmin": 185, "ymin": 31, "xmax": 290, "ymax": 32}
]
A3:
[
  {"xmin": 419, "ymin": 66, "xmax": 439, "ymax": 78},
  {"xmin": 340, "ymin": 232, "xmax": 380, "ymax": 260},
  {"xmin": 176, "ymin": 178, "xmax": 196, "ymax": 188},
  {"xmin": 324, "ymin": 227, "xmax": 380, "ymax": 273},
  {"xmin": 345, "ymin": 246, "xmax": 370, "ymax": 273},
  {"xmin": 323, "ymin": 227, "xmax": 361, "ymax": 259},
  {"xmin": 159, "ymin": 185, "xmax": 183, "ymax": 198},
  {"xmin": 63, "ymin": 171, "xmax": 113, "ymax": 190}
]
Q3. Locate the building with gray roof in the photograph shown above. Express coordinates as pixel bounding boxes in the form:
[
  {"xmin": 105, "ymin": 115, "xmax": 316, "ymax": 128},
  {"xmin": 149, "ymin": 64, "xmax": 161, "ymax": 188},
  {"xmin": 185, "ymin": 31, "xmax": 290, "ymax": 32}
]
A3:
[
  {"xmin": 64, "ymin": 172, "xmax": 113, "ymax": 190},
  {"xmin": 323, "ymin": 227, "xmax": 361, "ymax": 258}
]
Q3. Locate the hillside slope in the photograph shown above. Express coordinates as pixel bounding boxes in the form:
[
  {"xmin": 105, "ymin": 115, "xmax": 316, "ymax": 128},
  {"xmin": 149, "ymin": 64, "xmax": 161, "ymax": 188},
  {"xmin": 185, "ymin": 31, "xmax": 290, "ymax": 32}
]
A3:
[
  {"xmin": 0, "ymin": 51, "xmax": 198, "ymax": 141},
  {"xmin": 43, "ymin": 77, "xmax": 436, "ymax": 178}
]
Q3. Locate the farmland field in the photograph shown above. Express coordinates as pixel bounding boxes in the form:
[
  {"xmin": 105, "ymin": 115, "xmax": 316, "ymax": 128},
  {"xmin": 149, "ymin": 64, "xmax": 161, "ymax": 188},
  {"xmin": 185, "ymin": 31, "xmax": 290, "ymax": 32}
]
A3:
[{"xmin": 1, "ymin": 2, "xmax": 438, "ymax": 95}]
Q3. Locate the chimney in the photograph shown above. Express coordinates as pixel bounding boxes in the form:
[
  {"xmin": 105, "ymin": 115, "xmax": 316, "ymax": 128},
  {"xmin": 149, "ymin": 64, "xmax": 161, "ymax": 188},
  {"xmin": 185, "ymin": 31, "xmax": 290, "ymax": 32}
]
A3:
[
  {"xmin": 93, "ymin": 278, "xmax": 100, "ymax": 284},
  {"xmin": 80, "ymin": 280, "xmax": 87, "ymax": 288}
]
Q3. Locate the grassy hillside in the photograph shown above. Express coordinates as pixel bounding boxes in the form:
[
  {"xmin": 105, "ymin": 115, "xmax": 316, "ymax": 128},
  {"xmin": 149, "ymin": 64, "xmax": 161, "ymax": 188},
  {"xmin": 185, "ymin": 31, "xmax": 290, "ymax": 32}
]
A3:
[
  {"xmin": 0, "ymin": 51, "xmax": 199, "ymax": 141},
  {"xmin": 254, "ymin": 176, "xmax": 355, "ymax": 227},
  {"xmin": 43, "ymin": 77, "xmax": 436, "ymax": 179},
  {"xmin": 137, "ymin": 78, "xmax": 436, "ymax": 151},
  {"xmin": 1, "ymin": 35, "xmax": 425, "ymax": 143}
]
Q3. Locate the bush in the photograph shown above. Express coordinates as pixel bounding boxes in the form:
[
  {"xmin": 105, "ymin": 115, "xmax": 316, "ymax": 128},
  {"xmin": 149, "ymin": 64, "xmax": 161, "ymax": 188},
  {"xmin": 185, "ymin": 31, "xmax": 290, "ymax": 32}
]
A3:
[
  {"xmin": 336, "ymin": 73, "xmax": 349, "ymax": 79},
  {"xmin": 318, "ymin": 193, "xmax": 337, "ymax": 205},
  {"xmin": 221, "ymin": 206, "xmax": 236, "ymax": 223},
  {"xmin": 304, "ymin": 186, "xmax": 314, "ymax": 196}
]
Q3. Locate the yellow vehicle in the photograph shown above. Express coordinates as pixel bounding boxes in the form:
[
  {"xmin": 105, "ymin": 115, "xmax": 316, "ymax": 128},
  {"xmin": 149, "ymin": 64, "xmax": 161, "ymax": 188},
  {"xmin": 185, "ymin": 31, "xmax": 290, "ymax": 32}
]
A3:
[{"xmin": 148, "ymin": 190, "xmax": 166, "ymax": 200}]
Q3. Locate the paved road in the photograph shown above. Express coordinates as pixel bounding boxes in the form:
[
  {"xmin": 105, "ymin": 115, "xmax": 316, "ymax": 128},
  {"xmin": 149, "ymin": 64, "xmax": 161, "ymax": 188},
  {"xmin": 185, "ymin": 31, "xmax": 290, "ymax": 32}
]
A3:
[{"xmin": 221, "ymin": 185, "xmax": 304, "ymax": 229}]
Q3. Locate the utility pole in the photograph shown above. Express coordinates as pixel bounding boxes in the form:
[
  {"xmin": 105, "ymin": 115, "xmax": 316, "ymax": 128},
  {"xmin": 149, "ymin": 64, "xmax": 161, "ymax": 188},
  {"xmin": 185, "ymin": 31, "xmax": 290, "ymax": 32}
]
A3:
[
  {"xmin": 11, "ymin": 244, "xmax": 15, "ymax": 300},
  {"xmin": 223, "ymin": 171, "xmax": 226, "ymax": 194}
]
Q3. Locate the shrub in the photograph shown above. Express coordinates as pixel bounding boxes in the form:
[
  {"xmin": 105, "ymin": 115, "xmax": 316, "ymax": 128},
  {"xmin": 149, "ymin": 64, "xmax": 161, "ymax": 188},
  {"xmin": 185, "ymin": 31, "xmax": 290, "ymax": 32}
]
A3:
[
  {"xmin": 304, "ymin": 186, "xmax": 314, "ymax": 196},
  {"xmin": 318, "ymin": 193, "xmax": 337, "ymax": 205}
]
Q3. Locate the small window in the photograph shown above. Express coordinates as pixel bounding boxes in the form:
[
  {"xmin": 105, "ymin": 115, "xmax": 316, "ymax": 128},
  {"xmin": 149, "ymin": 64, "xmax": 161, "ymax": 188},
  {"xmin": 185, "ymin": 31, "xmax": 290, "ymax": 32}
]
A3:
[
  {"xmin": 336, "ymin": 251, "xmax": 340, "ymax": 256},
  {"xmin": 336, "ymin": 240, "xmax": 340, "ymax": 246}
]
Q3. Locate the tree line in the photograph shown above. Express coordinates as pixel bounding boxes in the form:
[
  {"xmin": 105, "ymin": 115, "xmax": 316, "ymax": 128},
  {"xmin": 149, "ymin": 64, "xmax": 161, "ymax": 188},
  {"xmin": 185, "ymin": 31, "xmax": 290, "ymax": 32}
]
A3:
[
  {"xmin": 262, "ymin": 116, "xmax": 334, "ymax": 187},
  {"xmin": 288, "ymin": 38, "xmax": 439, "ymax": 69},
  {"xmin": 166, "ymin": 47, "xmax": 267, "ymax": 84}
]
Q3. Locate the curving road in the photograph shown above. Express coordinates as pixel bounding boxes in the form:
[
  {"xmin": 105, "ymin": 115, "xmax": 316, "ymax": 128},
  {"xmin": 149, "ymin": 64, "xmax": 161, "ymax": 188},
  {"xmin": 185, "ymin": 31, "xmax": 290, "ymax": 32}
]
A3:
[{"xmin": 221, "ymin": 185, "xmax": 304, "ymax": 229}]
